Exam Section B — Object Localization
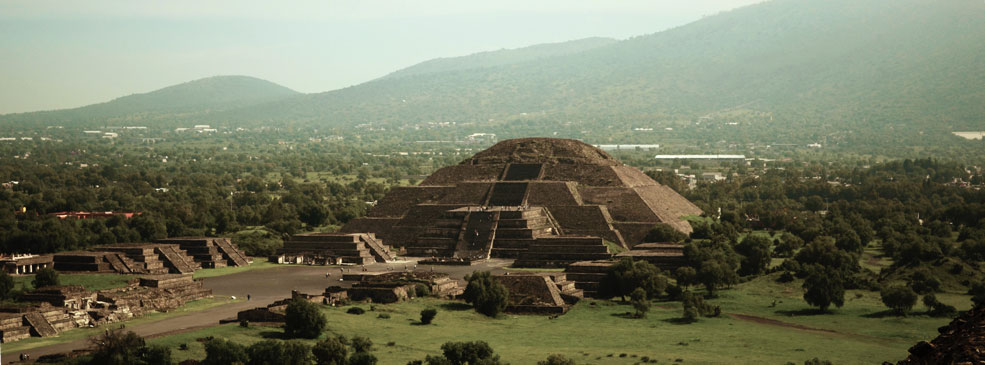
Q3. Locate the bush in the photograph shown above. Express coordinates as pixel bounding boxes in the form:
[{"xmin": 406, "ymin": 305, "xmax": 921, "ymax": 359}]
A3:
[
  {"xmin": 909, "ymin": 269, "xmax": 941, "ymax": 294},
  {"xmin": 538, "ymin": 354, "xmax": 576, "ymax": 365},
  {"xmin": 32, "ymin": 267, "xmax": 59, "ymax": 288},
  {"xmin": 602, "ymin": 258, "xmax": 668, "ymax": 300},
  {"xmin": 968, "ymin": 281, "xmax": 985, "ymax": 306},
  {"xmin": 88, "ymin": 329, "xmax": 169, "ymax": 365},
  {"xmin": 347, "ymin": 307, "xmax": 366, "ymax": 315},
  {"xmin": 644, "ymin": 223, "xmax": 687, "ymax": 243},
  {"xmin": 312, "ymin": 337, "xmax": 348, "ymax": 365},
  {"xmin": 0, "ymin": 271, "xmax": 13, "ymax": 300},
  {"xmin": 377, "ymin": 313, "xmax": 391, "ymax": 319},
  {"xmin": 881, "ymin": 285, "xmax": 918, "ymax": 316},
  {"xmin": 923, "ymin": 294, "xmax": 957, "ymax": 317},
  {"xmin": 415, "ymin": 284, "xmax": 431, "ymax": 297},
  {"xmin": 420, "ymin": 308, "xmax": 437, "ymax": 324},
  {"xmin": 348, "ymin": 352, "xmax": 378, "ymax": 365},
  {"xmin": 463, "ymin": 271, "xmax": 509, "ymax": 317},
  {"xmin": 202, "ymin": 338, "xmax": 248, "ymax": 365},
  {"xmin": 285, "ymin": 297, "xmax": 327, "ymax": 339},
  {"xmin": 630, "ymin": 287, "xmax": 649, "ymax": 318},
  {"xmin": 352, "ymin": 336, "xmax": 373, "ymax": 353}
]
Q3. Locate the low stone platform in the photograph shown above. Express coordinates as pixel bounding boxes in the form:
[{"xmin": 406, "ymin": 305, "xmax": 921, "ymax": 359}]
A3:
[
  {"xmin": 1, "ymin": 254, "xmax": 53, "ymax": 275},
  {"xmin": 494, "ymin": 273, "xmax": 582, "ymax": 314},
  {"xmin": 512, "ymin": 236, "xmax": 613, "ymax": 268},
  {"xmin": 277, "ymin": 233, "xmax": 395, "ymax": 265},
  {"xmin": 615, "ymin": 242, "xmax": 686, "ymax": 271},
  {"xmin": 156, "ymin": 237, "xmax": 250, "ymax": 269},
  {"xmin": 563, "ymin": 260, "xmax": 615, "ymax": 298}
]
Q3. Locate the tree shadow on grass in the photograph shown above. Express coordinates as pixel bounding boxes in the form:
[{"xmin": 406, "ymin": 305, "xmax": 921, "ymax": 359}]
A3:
[
  {"xmin": 861, "ymin": 310, "xmax": 903, "ymax": 318},
  {"xmin": 439, "ymin": 302, "xmax": 472, "ymax": 311},
  {"xmin": 258, "ymin": 330, "xmax": 287, "ymax": 339},
  {"xmin": 661, "ymin": 317, "xmax": 697, "ymax": 325},
  {"xmin": 609, "ymin": 311, "xmax": 639, "ymax": 319},
  {"xmin": 775, "ymin": 308, "xmax": 830, "ymax": 316}
]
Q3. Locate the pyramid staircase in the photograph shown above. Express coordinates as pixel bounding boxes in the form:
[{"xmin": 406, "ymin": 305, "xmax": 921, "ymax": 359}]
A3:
[
  {"xmin": 490, "ymin": 208, "xmax": 558, "ymax": 258},
  {"xmin": 155, "ymin": 245, "xmax": 199, "ymax": 274},
  {"xmin": 454, "ymin": 211, "xmax": 499, "ymax": 259},
  {"xmin": 409, "ymin": 210, "xmax": 467, "ymax": 257},
  {"xmin": 213, "ymin": 238, "xmax": 251, "ymax": 266},
  {"xmin": 280, "ymin": 234, "xmax": 377, "ymax": 264},
  {"xmin": 358, "ymin": 233, "xmax": 397, "ymax": 262},
  {"xmin": 23, "ymin": 312, "xmax": 57, "ymax": 337}
]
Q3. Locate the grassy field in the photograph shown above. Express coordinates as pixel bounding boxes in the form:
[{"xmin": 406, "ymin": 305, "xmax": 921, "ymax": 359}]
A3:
[
  {"xmin": 150, "ymin": 276, "xmax": 971, "ymax": 364},
  {"xmin": 0, "ymin": 297, "xmax": 238, "ymax": 355},
  {"xmin": 12, "ymin": 273, "xmax": 139, "ymax": 292},
  {"xmin": 193, "ymin": 257, "xmax": 279, "ymax": 279}
]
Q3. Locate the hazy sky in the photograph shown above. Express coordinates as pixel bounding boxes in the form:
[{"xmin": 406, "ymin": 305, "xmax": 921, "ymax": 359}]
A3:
[{"xmin": 0, "ymin": 0, "xmax": 763, "ymax": 114}]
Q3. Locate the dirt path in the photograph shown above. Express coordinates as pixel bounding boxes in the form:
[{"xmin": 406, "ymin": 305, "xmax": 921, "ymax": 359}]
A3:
[
  {"xmin": 728, "ymin": 313, "xmax": 838, "ymax": 334},
  {"xmin": 8, "ymin": 259, "xmax": 515, "ymax": 361}
]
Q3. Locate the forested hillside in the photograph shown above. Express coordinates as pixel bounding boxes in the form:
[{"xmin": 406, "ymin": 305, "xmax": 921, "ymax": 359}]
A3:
[{"xmin": 2, "ymin": 0, "xmax": 983, "ymax": 152}]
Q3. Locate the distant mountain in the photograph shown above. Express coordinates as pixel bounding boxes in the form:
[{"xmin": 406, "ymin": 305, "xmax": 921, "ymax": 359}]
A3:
[
  {"xmin": 0, "ymin": 75, "xmax": 297, "ymax": 126},
  {"xmin": 217, "ymin": 0, "xmax": 983, "ymax": 147},
  {"xmin": 5, "ymin": 0, "xmax": 984, "ymax": 150},
  {"xmin": 380, "ymin": 37, "xmax": 617, "ymax": 80}
]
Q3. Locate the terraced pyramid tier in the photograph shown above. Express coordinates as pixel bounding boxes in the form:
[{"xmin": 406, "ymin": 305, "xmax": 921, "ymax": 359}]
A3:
[{"xmin": 341, "ymin": 138, "xmax": 702, "ymax": 258}]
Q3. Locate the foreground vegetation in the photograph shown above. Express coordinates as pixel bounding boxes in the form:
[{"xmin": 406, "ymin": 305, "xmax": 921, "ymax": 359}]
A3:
[{"xmin": 149, "ymin": 281, "xmax": 969, "ymax": 364}]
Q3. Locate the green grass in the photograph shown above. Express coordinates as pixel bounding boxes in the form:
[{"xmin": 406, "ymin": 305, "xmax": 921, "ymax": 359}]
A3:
[
  {"xmin": 0, "ymin": 297, "xmax": 238, "ymax": 355},
  {"xmin": 12, "ymin": 273, "xmax": 139, "ymax": 292},
  {"xmin": 193, "ymin": 257, "xmax": 279, "ymax": 279},
  {"xmin": 504, "ymin": 267, "xmax": 566, "ymax": 272},
  {"xmin": 603, "ymin": 240, "xmax": 627, "ymax": 255},
  {"xmin": 150, "ymin": 278, "xmax": 968, "ymax": 365}
]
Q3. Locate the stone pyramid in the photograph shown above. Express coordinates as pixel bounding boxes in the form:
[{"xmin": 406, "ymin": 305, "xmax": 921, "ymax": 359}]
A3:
[{"xmin": 341, "ymin": 138, "xmax": 702, "ymax": 258}]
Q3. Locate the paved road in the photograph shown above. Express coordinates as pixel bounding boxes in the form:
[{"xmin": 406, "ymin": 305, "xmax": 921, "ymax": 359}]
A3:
[{"xmin": 9, "ymin": 259, "xmax": 513, "ymax": 361}]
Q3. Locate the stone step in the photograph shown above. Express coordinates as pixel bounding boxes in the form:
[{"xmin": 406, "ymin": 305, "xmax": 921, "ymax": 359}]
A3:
[{"xmin": 24, "ymin": 312, "xmax": 57, "ymax": 337}]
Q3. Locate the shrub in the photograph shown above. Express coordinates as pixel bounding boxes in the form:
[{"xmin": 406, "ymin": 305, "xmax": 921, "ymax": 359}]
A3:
[
  {"xmin": 923, "ymin": 293, "xmax": 957, "ymax": 317},
  {"xmin": 463, "ymin": 271, "xmax": 509, "ymax": 317},
  {"xmin": 415, "ymin": 284, "xmax": 431, "ymax": 297},
  {"xmin": 202, "ymin": 338, "xmax": 248, "ymax": 365},
  {"xmin": 377, "ymin": 313, "xmax": 390, "ymax": 319},
  {"xmin": 32, "ymin": 267, "xmax": 59, "ymax": 288},
  {"xmin": 312, "ymin": 337, "xmax": 348, "ymax": 365},
  {"xmin": 285, "ymin": 297, "xmax": 327, "ymax": 339},
  {"xmin": 347, "ymin": 307, "xmax": 366, "ymax": 315},
  {"xmin": 351, "ymin": 336, "xmax": 373, "ymax": 353},
  {"xmin": 630, "ymin": 287, "xmax": 649, "ymax": 318},
  {"xmin": 88, "ymin": 329, "xmax": 165, "ymax": 365},
  {"xmin": 0, "ymin": 271, "xmax": 14, "ymax": 300},
  {"xmin": 538, "ymin": 354, "xmax": 576, "ymax": 365},
  {"xmin": 348, "ymin": 352, "xmax": 378, "ymax": 365},
  {"xmin": 644, "ymin": 223, "xmax": 687, "ymax": 243},
  {"xmin": 420, "ymin": 308, "xmax": 437, "ymax": 324},
  {"xmin": 881, "ymin": 285, "xmax": 918, "ymax": 316}
]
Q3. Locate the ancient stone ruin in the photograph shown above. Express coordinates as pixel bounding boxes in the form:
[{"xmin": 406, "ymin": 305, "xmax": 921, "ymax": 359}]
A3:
[
  {"xmin": 275, "ymin": 233, "xmax": 396, "ymax": 265},
  {"xmin": 614, "ymin": 243, "xmax": 687, "ymax": 271},
  {"xmin": 156, "ymin": 237, "xmax": 251, "ymax": 268},
  {"xmin": 341, "ymin": 138, "xmax": 701, "ymax": 260},
  {"xmin": 0, "ymin": 254, "xmax": 53, "ymax": 275},
  {"xmin": 0, "ymin": 275, "xmax": 211, "ymax": 343},
  {"xmin": 50, "ymin": 238, "xmax": 249, "ymax": 275},
  {"xmin": 493, "ymin": 273, "xmax": 582, "ymax": 314}
]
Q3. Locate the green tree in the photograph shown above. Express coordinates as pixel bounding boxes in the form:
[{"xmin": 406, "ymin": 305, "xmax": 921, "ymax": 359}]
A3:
[
  {"xmin": 644, "ymin": 223, "xmax": 687, "ymax": 243},
  {"xmin": 881, "ymin": 285, "xmax": 918, "ymax": 316},
  {"xmin": 0, "ymin": 271, "xmax": 14, "ymax": 299},
  {"xmin": 352, "ymin": 336, "xmax": 373, "ymax": 353},
  {"xmin": 312, "ymin": 337, "xmax": 348, "ymax": 365},
  {"xmin": 602, "ymin": 258, "xmax": 667, "ymax": 300},
  {"xmin": 285, "ymin": 297, "xmax": 327, "ymax": 339},
  {"xmin": 735, "ymin": 234, "xmax": 772, "ymax": 276},
  {"xmin": 630, "ymin": 287, "xmax": 650, "ymax": 318},
  {"xmin": 202, "ymin": 338, "xmax": 248, "ymax": 365},
  {"xmin": 674, "ymin": 266, "xmax": 697, "ymax": 291},
  {"xmin": 420, "ymin": 308, "xmax": 437, "ymax": 324},
  {"xmin": 463, "ymin": 271, "xmax": 509, "ymax": 317},
  {"xmin": 802, "ymin": 268, "xmax": 845, "ymax": 312},
  {"xmin": 349, "ymin": 352, "xmax": 378, "ymax": 365},
  {"xmin": 32, "ymin": 267, "xmax": 59, "ymax": 288},
  {"xmin": 88, "ymin": 329, "xmax": 169, "ymax": 365}
]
